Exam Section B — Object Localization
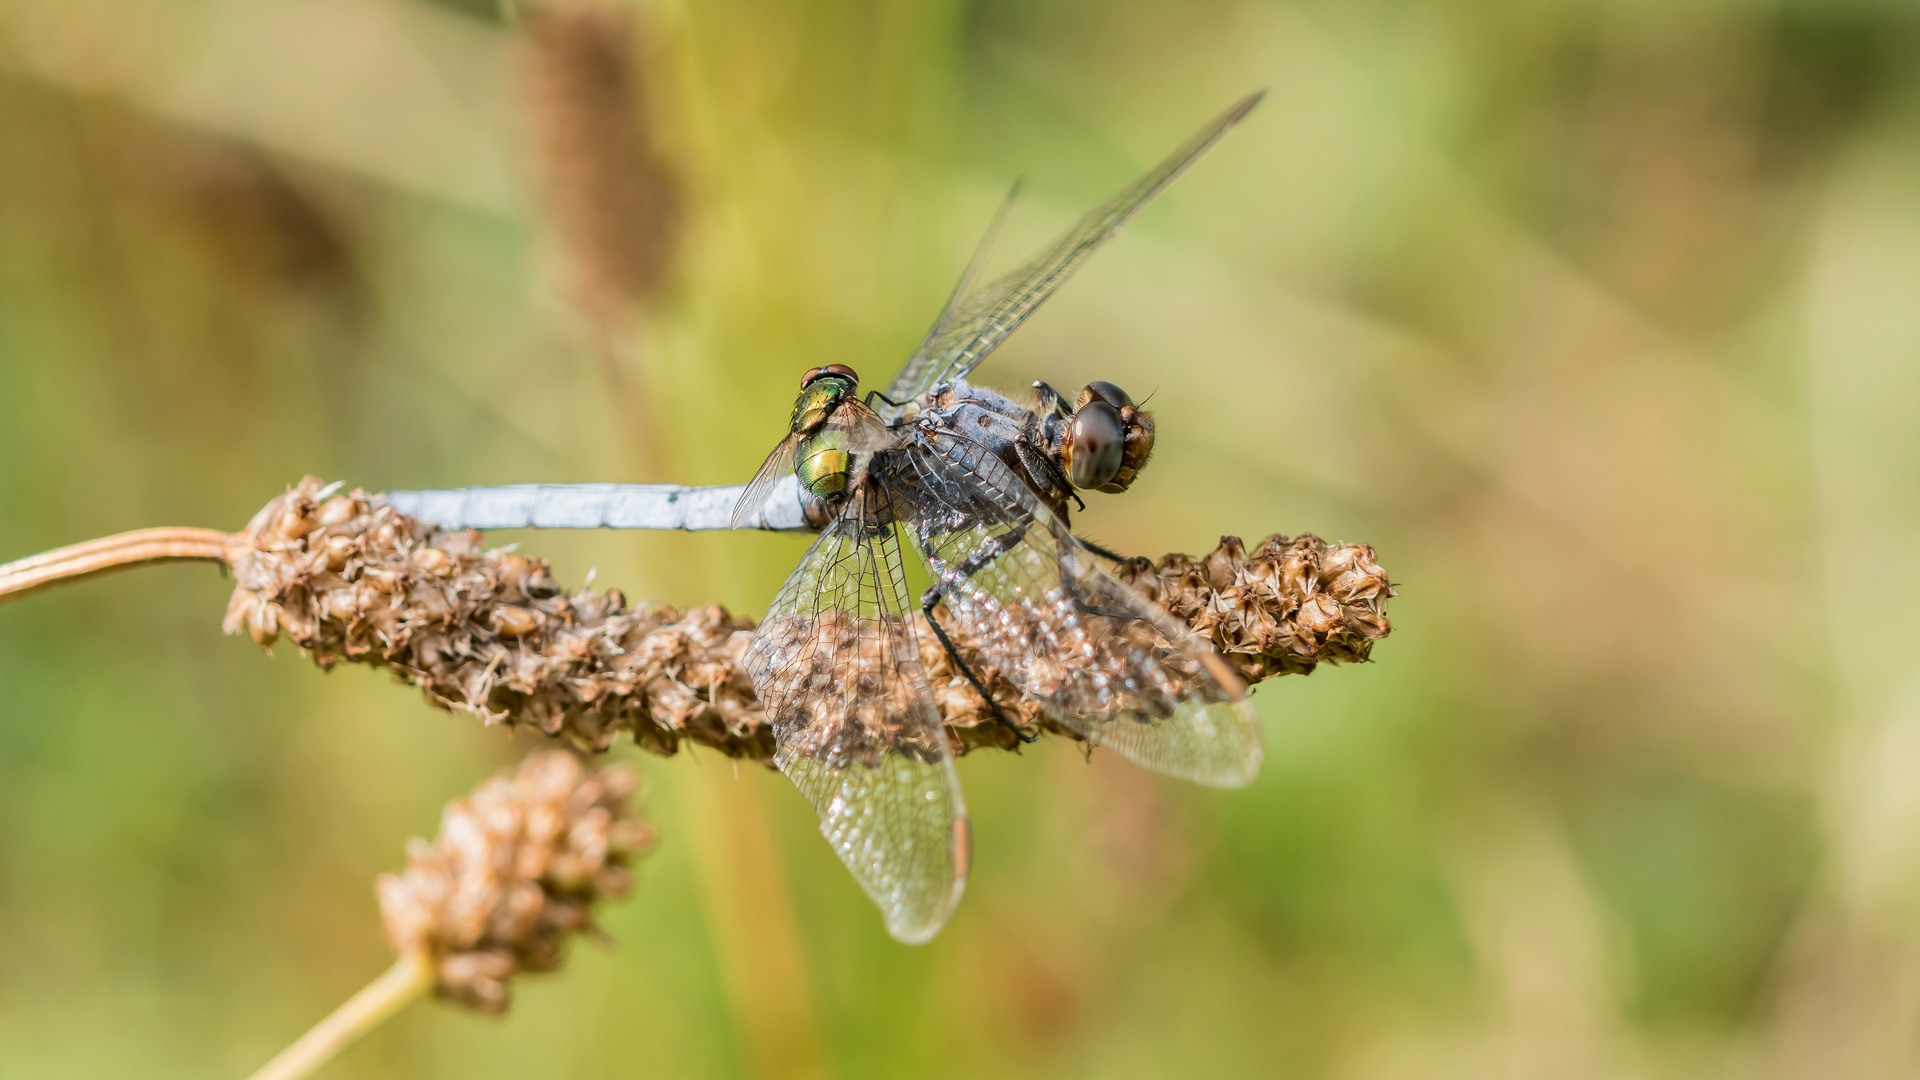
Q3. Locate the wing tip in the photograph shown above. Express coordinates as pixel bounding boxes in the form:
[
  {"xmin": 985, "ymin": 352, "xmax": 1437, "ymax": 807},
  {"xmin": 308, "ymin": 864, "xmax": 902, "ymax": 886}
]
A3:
[
  {"xmin": 880, "ymin": 813, "xmax": 970, "ymax": 946},
  {"xmin": 885, "ymin": 914, "xmax": 950, "ymax": 946},
  {"xmin": 1202, "ymin": 745, "xmax": 1265, "ymax": 790}
]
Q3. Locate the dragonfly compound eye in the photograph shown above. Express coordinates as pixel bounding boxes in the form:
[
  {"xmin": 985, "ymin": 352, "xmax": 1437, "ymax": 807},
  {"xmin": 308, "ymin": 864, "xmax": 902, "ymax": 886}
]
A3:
[
  {"xmin": 1079, "ymin": 380, "xmax": 1134, "ymax": 409},
  {"xmin": 1067, "ymin": 400, "xmax": 1127, "ymax": 490}
]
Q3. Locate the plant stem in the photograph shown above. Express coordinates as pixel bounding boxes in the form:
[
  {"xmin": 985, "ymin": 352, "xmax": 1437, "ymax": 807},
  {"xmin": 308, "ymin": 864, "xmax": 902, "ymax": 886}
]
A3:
[
  {"xmin": 0, "ymin": 527, "xmax": 232, "ymax": 605},
  {"xmin": 246, "ymin": 950, "xmax": 435, "ymax": 1080}
]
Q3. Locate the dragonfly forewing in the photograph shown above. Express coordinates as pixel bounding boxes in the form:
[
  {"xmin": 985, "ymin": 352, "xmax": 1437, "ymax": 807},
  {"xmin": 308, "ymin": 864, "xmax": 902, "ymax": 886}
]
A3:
[{"xmin": 882, "ymin": 91, "xmax": 1263, "ymax": 408}]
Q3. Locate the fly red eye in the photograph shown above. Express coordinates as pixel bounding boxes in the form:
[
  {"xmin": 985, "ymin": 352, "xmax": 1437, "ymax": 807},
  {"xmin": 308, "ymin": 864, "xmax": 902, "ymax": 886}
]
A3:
[
  {"xmin": 801, "ymin": 363, "xmax": 860, "ymax": 387},
  {"xmin": 1067, "ymin": 400, "xmax": 1126, "ymax": 490}
]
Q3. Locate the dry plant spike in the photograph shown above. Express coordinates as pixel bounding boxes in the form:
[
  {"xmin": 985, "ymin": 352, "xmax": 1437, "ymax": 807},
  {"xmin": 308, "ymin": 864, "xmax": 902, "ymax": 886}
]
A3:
[
  {"xmin": 377, "ymin": 750, "xmax": 656, "ymax": 1010},
  {"xmin": 246, "ymin": 750, "xmax": 655, "ymax": 1080},
  {"xmin": 221, "ymin": 478, "xmax": 1393, "ymax": 756}
]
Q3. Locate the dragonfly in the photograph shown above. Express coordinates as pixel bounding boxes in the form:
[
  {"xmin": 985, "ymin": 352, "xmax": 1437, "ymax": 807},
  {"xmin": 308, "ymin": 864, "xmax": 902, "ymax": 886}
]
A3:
[{"xmin": 387, "ymin": 92, "xmax": 1266, "ymax": 942}]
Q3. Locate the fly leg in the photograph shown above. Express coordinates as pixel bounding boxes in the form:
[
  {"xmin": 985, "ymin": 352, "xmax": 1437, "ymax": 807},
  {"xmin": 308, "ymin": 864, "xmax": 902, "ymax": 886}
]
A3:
[{"xmin": 918, "ymin": 523, "xmax": 1039, "ymax": 745}]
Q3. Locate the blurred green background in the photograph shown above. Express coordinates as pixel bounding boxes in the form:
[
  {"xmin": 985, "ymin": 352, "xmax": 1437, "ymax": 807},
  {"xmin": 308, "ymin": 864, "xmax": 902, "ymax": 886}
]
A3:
[{"xmin": 3, "ymin": 0, "xmax": 1920, "ymax": 1076}]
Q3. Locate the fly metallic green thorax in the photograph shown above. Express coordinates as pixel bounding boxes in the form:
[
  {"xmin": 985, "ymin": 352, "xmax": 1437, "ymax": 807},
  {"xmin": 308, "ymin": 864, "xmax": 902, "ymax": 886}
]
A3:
[
  {"xmin": 789, "ymin": 373, "xmax": 856, "ymax": 436},
  {"xmin": 790, "ymin": 370, "xmax": 861, "ymax": 501}
]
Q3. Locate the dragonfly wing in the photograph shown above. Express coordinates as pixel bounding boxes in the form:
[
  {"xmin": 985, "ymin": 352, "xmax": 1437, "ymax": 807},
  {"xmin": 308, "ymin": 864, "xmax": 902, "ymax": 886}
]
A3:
[
  {"xmin": 740, "ymin": 478, "xmax": 968, "ymax": 943},
  {"xmin": 882, "ymin": 92, "xmax": 1262, "ymax": 407},
  {"xmin": 730, "ymin": 432, "xmax": 801, "ymax": 529},
  {"xmin": 889, "ymin": 433, "xmax": 1262, "ymax": 788},
  {"xmin": 881, "ymin": 182, "xmax": 1021, "ymax": 418}
]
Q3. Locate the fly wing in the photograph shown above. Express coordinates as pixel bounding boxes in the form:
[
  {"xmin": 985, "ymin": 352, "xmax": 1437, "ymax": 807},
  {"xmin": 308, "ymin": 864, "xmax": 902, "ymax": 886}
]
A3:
[
  {"xmin": 730, "ymin": 432, "xmax": 801, "ymax": 529},
  {"xmin": 740, "ymin": 478, "xmax": 968, "ymax": 943},
  {"xmin": 889, "ymin": 433, "xmax": 1262, "ymax": 788},
  {"xmin": 882, "ymin": 92, "xmax": 1262, "ymax": 408},
  {"xmin": 834, "ymin": 400, "xmax": 897, "ymax": 454}
]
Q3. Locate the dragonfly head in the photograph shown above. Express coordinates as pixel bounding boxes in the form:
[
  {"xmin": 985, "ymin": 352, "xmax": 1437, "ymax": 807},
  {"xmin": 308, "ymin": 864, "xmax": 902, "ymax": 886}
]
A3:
[{"xmin": 1064, "ymin": 381, "xmax": 1156, "ymax": 493}]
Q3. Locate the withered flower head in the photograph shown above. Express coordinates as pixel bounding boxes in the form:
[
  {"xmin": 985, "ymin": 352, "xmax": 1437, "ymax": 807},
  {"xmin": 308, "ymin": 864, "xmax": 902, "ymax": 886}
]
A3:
[
  {"xmin": 925, "ymin": 534, "xmax": 1395, "ymax": 749},
  {"xmin": 377, "ymin": 750, "xmax": 656, "ymax": 1013},
  {"xmin": 1117, "ymin": 533, "xmax": 1394, "ymax": 683},
  {"xmin": 224, "ymin": 479, "xmax": 1392, "ymax": 759},
  {"xmin": 222, "ymin": 477, "xmax": 772, "ymax": 758}
]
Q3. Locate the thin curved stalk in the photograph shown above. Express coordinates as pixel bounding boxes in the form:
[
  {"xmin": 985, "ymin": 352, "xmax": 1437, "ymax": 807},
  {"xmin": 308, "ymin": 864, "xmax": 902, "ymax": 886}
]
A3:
[
  {"xmin": 245, "ymin": 951, "xmax": 435, "ymax": 1080},
  {"xmin": 0, "ymin": 527, "xmax": 232, "ymax": 604}
]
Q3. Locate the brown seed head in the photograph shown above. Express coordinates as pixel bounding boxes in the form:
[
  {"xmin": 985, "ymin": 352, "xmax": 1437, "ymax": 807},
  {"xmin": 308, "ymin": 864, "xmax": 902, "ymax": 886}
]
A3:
[
  {"xmin": 376, "ymin": 750, "xmax": 656, "ymax": 1013},
  {"xmin": 223, "ymin": 479, "xmax": 1392, "ymax": 759}
]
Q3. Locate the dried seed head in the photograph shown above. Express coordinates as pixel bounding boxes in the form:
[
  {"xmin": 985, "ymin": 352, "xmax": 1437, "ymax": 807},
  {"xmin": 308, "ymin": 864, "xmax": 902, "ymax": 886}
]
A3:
[
  {"xmin": 377, "ymin": 750, "xmax": 656, "ymax": 1013},
  {"xmin": 223, "ymin": 479, "xmax": 1392, "ymax": 760},
  {"xmin": 1116, "ymin": 534, "xmax": 1395, "ymax": 682},
  {"xmin": 225, "ymin": 478, "xmax": 775, "ymax": 757}
]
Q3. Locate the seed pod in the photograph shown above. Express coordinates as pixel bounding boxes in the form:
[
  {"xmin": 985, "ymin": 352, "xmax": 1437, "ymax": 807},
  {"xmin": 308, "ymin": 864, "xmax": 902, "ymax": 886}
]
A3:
[
  {"xmin": 276, "ymin": 508, "xmax": 318, "ymax": 541},
  {"xmin": 249, "ymin": 600, "xmax": 282, "ymax": 647},
  {"xmin": 317, "ymin": 496, "xmax": 362, "ymax": 528},
  {"xmin": 493, "ymin": 606, "xmax": 539, "ymax": 638},
  {"xmin": 412, "ymin": 548, "xmax": 453, "ymax": 577},
  {"xmin": 323, "ymin": 534, "xmax": 356, "ymax": 572}
]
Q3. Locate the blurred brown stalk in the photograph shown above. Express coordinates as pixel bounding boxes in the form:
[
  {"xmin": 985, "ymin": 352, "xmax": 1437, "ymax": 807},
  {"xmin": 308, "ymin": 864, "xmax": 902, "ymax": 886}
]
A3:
[
  {"xmin": 0, "ymin": 527, "xmax": 233, "ymax": 603},
  {"xmin": 519, "ymin": 2, "xmax": 680, "ymax": 472},
  {"xmin": 521, "ymin": 2, "xmax": 678, "ymax": 326}
]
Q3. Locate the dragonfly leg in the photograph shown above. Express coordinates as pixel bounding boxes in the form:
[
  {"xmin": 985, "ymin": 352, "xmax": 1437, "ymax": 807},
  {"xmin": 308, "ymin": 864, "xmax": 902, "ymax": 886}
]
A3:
[
  {"xmin": 917, "ymin": 521, "xmax": 1040, "ymax": 745},
  {"xmin": 1032, "ymin": 380, "xmax": 1073, "ymax": 419},
  {"xmin": 1014, "ymin": 439, "xmax": 1084, "ymax": 513},
  {"xmin": 1076, "ymin": 537, "xmax": 1129, "ymax": 563},
  {"xmin": 1057, "ymin": 546, "xmax": 1151, "ymax": 622},
  {"xmin": 919, "ymin": 586, "xmax": 1037, "ymax": 745}
]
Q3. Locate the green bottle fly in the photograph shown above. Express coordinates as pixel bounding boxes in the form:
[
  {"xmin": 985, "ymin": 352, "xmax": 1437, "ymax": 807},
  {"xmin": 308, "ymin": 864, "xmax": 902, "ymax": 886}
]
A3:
[{"xmin": 789, "ymin": 364, "xmax": 861, "ymax": 501}]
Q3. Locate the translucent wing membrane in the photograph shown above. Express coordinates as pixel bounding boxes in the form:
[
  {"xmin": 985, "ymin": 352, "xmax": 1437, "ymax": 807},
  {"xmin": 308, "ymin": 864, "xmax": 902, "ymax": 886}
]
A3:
[
  {"xmin": 730, "ymin": 406, "xmax": 895, "ymax": 529},
  {"xmin": 883, "ymin": 92, "xmax": 1263, "ymax": 407},
  {"xmin": 886, "ymin": 432, "xmax": 1263, "ymax": 787},
  {"xmin": 881, "ymin": 183, "xmax": 1021, "ymax": 418},
  {"xmin": 740, "ymin": 481, "xmax": 968, "ymax": 942},
  {"xmin": 837, "ymin": 402, "xmax": 898, "ymax": 454},
  {"xmin": 731, "ymin": 432, "xmax": 801, "ymax": 529}
]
